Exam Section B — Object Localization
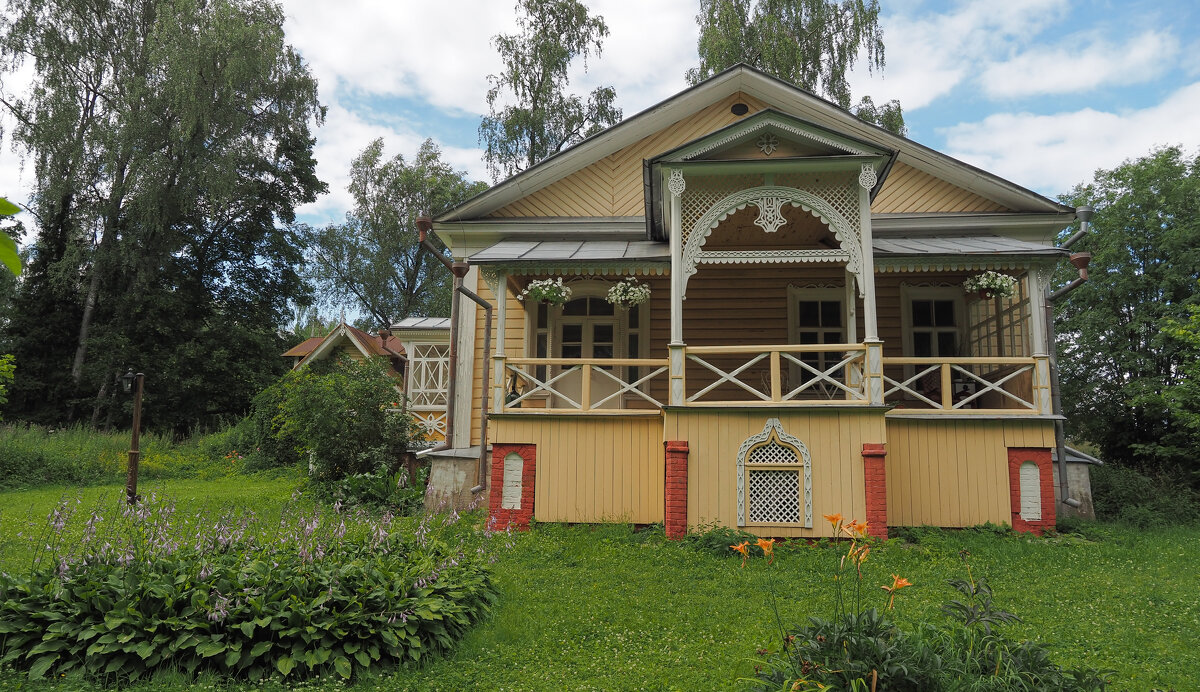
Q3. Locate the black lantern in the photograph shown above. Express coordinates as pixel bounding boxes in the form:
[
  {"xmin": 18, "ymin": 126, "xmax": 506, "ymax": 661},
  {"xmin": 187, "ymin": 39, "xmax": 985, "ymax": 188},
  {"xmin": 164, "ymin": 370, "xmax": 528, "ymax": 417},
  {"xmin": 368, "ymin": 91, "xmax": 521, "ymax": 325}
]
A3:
[{"xmin": 121, "ymin": 369, "xmax": 136, "ymax": 394}]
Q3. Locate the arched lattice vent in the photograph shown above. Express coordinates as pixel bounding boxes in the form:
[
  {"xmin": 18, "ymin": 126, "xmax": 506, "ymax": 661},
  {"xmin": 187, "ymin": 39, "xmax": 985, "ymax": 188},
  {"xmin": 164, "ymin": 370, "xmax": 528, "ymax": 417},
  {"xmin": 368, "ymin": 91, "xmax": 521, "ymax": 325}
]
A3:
[{"xmin": 737, "ymin": 419, "xmax": 812, "ymax": 527}]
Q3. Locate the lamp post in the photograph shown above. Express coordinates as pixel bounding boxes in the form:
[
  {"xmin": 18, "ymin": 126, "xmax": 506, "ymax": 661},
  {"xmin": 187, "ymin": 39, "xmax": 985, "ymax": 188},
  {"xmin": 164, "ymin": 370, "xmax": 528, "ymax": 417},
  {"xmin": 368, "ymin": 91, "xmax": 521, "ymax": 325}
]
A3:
[{"xmin": 121, "ymin": 369, "xmax": 145, "ymax": 505}]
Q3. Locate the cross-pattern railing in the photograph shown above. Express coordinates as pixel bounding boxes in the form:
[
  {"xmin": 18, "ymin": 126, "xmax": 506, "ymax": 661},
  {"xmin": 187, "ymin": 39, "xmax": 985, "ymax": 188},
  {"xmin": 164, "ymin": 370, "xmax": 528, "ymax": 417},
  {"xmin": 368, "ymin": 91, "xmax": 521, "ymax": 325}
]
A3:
[
  {"xmin": 495, "ymin": 357, "xmax": 669, "ymax": 413},
  {"xmin": 683, "ymin": 344, "xmax": 868, "ymax": 405},
  {"xmin": 881, "ymin": 357, "xmax": 1043, "ymax": 413}
]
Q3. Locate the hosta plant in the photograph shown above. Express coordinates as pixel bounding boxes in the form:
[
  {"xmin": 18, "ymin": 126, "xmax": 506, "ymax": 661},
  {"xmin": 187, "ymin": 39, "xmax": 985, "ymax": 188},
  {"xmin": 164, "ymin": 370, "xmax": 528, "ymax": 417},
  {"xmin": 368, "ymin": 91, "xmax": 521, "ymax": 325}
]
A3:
[{"xmin": 0, "ymin": 493, "xmax": 501, "ymax": 683}]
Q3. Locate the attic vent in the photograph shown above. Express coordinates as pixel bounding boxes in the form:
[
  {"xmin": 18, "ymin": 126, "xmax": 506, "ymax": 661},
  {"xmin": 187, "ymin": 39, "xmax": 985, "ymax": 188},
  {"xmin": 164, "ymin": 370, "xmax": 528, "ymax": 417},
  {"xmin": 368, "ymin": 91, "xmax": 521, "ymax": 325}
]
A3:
[{"xmin": 730, "ymin": 103, "xmax": 749, "ymax": 116}]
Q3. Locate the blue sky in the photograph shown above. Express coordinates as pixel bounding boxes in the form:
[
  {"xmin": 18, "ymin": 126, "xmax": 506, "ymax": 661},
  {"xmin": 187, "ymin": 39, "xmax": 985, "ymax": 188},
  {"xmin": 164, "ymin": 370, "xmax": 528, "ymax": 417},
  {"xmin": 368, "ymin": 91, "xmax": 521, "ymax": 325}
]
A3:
[{"xmin": 4, "ymin": 0, "xmax": 1200, "ymax": 227}]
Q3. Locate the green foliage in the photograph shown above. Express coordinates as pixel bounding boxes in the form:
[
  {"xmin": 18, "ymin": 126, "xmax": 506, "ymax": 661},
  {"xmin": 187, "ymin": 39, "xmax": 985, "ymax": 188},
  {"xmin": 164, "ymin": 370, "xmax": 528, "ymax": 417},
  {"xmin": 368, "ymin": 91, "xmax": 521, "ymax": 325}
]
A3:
[
  {"xmin": 684, "ymin": 523, "xmax": 764, "ymax": 556},
  {"xmin": 747, "ymin": 547, "xmax": 1109, "ymax": 691},
  {"xmin": 1088, "ymin": 463, "xmax": 1200, "ymax": 527},
  {"xmin": 0, "ymin": 0, "xmax": 324, "ymax": 432},
  {"xmin": 687, "ymin": 0, "xmax": 905, "ymax": 134},
  {"xmin": 0, "ymin": 354, "xmax": 13, "ymax": 418},
  {"xmin": 275, "ymin": 357, "xmax": 412, "ymax": 482},
  {"xmin": 243, "ymin": 378, "xmax": 300, "ymax": 470},
  {"xmin": 479, "ymin": 0, "xmax": 622, "ymax": 182},
  {"xmin": 0, "ymin": 494, "xmax": 498, "ymax": 683},
  {"xmin": 301, "ymin": 138, "xmax": 486, "ymax": 324},
  {"xmin": 319, "ymin": 467, "xmax": 428, "ymax": 515},
  {"xmin": 0, "ymin": 424, "xmax": 249, "ymax": 490},
  {"xmin": 1058, "ymin": 147, "xmax": 1200, "ymax": 483},
  {"xmin": 0, "ymin": 197, "xmax": 19, "ymax": 276}
]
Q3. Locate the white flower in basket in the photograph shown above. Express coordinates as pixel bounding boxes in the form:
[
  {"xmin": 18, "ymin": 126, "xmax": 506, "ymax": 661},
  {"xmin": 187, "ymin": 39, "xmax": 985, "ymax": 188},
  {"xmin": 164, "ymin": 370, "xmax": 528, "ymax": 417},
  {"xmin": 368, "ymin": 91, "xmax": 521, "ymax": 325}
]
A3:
[
  {"xmin": 962, "ymin": 271, "xmax": 1017, "ymax": 299},
  {"xmin": 518, "ymin": 278, "xmax": 572, "ymax": 305},
  {"xmin": 606, "ymin": 277, "xmax": 651, "ymax": 309}
]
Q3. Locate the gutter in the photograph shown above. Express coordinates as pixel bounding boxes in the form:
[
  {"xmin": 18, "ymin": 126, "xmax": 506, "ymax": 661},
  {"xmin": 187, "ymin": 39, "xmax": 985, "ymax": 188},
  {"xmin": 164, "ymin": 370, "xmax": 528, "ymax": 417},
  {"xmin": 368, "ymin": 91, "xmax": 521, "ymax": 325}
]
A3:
[
  {"xmin": 415, "ymin": 217, "xmax": 493, "ymax": 496},
  {"xmin": 1045, "ymin": 205, "xmax": 1094, "ymax": 510}
]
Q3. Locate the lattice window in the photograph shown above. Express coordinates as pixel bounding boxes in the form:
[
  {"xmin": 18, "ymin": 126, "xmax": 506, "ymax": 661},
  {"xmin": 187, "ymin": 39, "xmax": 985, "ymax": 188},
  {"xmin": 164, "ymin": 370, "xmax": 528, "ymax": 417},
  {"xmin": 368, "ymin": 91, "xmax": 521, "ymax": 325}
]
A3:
[
  {"xmin": 966, "ymin": 275, "xmax": 1030, "ymax": 358},
  {"xmin": 408, "ymin": 343, "xmax": 449, "ymax": 408},
  {"xmin": 737, "ymin": 419, "xmax": 813, "ymax": 527}
]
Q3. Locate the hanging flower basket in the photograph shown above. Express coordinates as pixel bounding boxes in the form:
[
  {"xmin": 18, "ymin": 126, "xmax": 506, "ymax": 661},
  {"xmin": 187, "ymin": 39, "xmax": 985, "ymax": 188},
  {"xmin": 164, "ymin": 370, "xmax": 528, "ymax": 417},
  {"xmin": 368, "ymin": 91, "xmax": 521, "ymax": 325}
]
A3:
[
  {"xmin": 962, "ymin": 271, "xmax": 1017, "ymax": 300},
  {"xmin": 518, "ymin": 277, "xmax": 572, "ymax": 306},
  {"xmin": 605, "ymin": 277, "xmax": 651, "ymax": 309}
]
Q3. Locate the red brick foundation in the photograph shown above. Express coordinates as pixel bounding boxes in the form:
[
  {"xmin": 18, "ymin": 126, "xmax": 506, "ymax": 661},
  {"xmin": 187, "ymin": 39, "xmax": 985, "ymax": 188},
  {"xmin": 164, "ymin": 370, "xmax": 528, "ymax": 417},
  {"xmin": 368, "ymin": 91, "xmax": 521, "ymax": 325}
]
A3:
[
  {"xmin": 489, "ymin": 444, "xmax": 536, "ymax": 531},
  {"xmin": 664, "ymin": 441, "xmax": 689, "ymax": 540},
  {"xmin": 1007, "ymin": 448, "xmax": 1055, "ymax": 535},
  {"xmin": 862, "ymin": 443, "xmax": 888, "ymax": 540}
]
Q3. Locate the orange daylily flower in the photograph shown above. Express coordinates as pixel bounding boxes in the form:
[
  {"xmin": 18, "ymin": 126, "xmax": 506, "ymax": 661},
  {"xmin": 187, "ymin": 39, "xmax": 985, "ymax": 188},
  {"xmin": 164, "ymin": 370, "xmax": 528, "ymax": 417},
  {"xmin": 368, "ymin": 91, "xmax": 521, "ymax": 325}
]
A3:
[
  {"xmin": 730, "ymin": 541, "xmax": 750, "ymax": 567},
  {"xmin": 881, "ymin": 574, "xmax": 913, "ymax": 609},
  {"xmin": 822, "ymin": 513, "xmax": 843, "ymax": 530},
  {"xmin": 756, "ymin": 538, "xmax": 775, "ymax": 564}
]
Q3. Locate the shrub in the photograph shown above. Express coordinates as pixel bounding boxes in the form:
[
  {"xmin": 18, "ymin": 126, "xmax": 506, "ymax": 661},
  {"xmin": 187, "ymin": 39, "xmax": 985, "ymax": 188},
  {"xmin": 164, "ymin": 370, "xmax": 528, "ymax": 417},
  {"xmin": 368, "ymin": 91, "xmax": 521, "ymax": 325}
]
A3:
[
  {"xmin": 0, "ymin": 494, "xmax": 499, "ymax": 683},
  {"xmin": 684, "ymin": 524, "xmax": 763, "ymax": 557},
  {"xmin": 320, "ymin": 467, "xmax": 428, "ymax": 514},
  {"xmin": 275, "ymin": 357, "xmax": 412, "ymax": 482},
  {"xmin": 1090, "ymin": 464, "xmax": 1200, "ymax": 527}
]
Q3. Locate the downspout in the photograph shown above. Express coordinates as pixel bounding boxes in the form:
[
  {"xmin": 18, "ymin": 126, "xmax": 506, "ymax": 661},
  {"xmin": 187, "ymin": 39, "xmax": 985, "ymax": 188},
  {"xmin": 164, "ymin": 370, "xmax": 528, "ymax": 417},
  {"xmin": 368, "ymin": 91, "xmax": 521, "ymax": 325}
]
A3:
[
  {"xmin": 415, "ymin": 217, "xmax": 494, "ymax": 495},
  {"xmin": 1046, "ymin": 205, "xmax": 1093, "ymax": 509}
]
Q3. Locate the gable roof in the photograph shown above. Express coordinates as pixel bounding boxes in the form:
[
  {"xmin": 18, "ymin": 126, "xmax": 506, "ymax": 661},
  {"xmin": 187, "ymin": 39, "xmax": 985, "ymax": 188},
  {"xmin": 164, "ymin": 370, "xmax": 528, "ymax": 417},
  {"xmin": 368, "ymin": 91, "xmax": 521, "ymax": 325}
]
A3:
[
  {"xmin": 281, "ymin": 336, "xmax": 324, "ymax": 358},
  {"xmin": 296, "ymin": 322, "xmax": 406, "ymax": 371},
  {"xmin": 436, "ymin": 64, "xmax": 1071, "ymax": 226}
]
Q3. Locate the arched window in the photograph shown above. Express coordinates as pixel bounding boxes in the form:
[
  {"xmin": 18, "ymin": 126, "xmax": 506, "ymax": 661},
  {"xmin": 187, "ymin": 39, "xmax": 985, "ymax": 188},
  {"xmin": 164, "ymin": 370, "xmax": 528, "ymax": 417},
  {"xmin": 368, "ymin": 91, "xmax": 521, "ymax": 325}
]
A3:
[
  {"xmin": 502, "ymin": 452, "xmax": 525, "ymax": 510},
  {"xmin": 737, "ymin": 418, "xmax": 812, "ymax": 527},
  {"xmin": 1019, "ymin": 461, "xmax": 1041, "ymax": 521}
]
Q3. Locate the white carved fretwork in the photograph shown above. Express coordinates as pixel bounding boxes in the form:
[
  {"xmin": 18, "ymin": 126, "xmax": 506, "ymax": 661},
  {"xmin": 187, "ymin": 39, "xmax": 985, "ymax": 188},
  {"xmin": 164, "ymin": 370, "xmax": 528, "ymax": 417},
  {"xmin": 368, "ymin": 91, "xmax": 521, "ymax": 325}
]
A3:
[
  {"xmin": 679, "ymin": 119, "xmax": 870, "ymax": 160},
  {"xmin": 858, "ymin": 163, "xmax": 878, "ymax": 190},
  {"xmin": 668, "ymin": 168, "xmax": 686, "ymax": 198},
  {"xmin": 756, "ymin": 133, "xmax": 780, "ymax": 156},
  {"xmin": 753, "ymin": 197, "xmax": 787, "ymax": 233},
  {"xmin": 408, "ymin": 343, "xmax": 450, "ymax": 408},
  {"xmin": 683, "ymin": 185, "xmax": 865, "ymax": 297},
  {"xmin": 697, "ymin": 250, "xmax": 850, "ymax": 265},
  {"xmin": 736, "ymin": 418, "xmax": 813, "ymax": 527}
]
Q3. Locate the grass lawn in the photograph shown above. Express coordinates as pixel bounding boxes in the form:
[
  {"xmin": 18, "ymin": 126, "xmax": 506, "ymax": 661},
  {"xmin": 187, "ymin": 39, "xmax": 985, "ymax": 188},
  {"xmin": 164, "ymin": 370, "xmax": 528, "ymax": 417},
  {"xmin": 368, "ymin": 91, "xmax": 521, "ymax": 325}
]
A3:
[{"xmin": 2, "ymin": 480, "xmax": 1198, "ymax": 690}]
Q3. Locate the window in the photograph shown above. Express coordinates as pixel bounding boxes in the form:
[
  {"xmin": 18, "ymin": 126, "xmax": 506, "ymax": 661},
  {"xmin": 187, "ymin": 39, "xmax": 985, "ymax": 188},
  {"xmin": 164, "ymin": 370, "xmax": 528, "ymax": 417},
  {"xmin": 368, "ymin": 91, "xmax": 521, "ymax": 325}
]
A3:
[
  {"xmin": 786, "ymin": 286, "xmax": 849, "ymax": 391},
  {"xmin": 901, "ymin": 286, "xmax": 964, "ymax": 359},
  {"xmin": 737, "ymin": 419, "xmax": 812, "ymax": 527}
]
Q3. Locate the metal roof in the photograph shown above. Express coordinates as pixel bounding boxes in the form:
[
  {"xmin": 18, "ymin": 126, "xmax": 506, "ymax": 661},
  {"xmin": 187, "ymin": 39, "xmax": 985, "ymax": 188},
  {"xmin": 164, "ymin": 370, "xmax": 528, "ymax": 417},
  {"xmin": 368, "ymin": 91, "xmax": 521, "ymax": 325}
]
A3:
[
  {"xmin": 1052, "ymin": 446, "xmax": 1104, "ymax": 465},
  {"xmin": 391, "ymin": 316, "xmax": 450, "ymax": 330},
  {"xmin": 469, "ymin": 239, "xmax": 670, "ymax": 263},
  {"xmin": 873, "ymin": 235, "xmax": 1065, "ymax": 256}
]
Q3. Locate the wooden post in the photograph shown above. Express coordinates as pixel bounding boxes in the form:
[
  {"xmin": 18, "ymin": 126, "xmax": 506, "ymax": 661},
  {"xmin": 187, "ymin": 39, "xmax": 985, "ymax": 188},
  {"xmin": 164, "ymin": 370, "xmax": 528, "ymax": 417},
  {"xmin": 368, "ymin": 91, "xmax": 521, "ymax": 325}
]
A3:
[
  {"xmin": 126, "ymin": 373, "xmax": 144, "ymax": 505},
  {"xmin": 770, "ymin": 350, "xmax": 782, "ymax": 402}
]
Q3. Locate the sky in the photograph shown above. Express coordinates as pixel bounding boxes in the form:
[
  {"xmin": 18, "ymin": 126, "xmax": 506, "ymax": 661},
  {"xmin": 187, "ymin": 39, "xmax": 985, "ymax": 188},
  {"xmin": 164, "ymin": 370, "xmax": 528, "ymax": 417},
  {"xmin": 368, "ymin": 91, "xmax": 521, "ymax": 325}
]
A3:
[{"xmin": 4, "ymin": 0, "xmax": 1200, "ymax": 228}]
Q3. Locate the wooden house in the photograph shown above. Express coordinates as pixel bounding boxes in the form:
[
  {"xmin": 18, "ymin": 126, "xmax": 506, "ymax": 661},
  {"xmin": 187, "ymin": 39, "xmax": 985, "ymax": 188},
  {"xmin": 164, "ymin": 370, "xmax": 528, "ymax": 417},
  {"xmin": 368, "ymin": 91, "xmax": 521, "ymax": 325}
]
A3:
[{"xmin": 425, "ymin": 65, "xmax": 1086, "ymax": 538}]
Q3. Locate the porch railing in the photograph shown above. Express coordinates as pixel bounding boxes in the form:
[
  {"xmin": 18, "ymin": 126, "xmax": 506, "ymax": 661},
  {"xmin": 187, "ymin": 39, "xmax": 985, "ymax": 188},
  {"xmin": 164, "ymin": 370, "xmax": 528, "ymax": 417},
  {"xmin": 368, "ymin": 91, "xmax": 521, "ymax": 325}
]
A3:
[
  {"xmin": 491, "ymin": 350, "xmax": 1051, "ymax": 415},
  {"xmin": 881, "ymin": 357, "xmax": 1048, "ymax": 414},
  {"xmin": 494, "ymin": 357, "xmax": 669, "ymax": 413},
  {"xmin": 682, "ymin": 344, "xmax": 868, "ymax": 405}
]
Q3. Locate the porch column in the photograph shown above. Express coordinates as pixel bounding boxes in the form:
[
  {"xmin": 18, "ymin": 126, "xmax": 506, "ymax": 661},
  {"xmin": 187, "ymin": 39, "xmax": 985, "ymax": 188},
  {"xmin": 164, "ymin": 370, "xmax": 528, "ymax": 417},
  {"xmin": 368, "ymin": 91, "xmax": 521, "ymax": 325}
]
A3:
[
  {"xmin": 1026, "ymin": 267, "xmax": 1049, "ymax": 356},
  {"xmin": 668, "ymin": 168, "xmax": 686, "ymax": 406},
  {"xmin": 492, "ymin": 271, "xmax": 509, "ymax": 413},
  {"xmin": 857, "ymin": 182, "xmax": 879, "ymax": 341}
]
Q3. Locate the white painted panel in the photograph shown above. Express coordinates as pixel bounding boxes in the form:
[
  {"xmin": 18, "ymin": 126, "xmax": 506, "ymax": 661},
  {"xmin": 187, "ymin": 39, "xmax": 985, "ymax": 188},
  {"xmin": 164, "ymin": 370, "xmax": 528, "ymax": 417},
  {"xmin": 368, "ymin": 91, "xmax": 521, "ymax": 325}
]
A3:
[
  {"xmin": 502, "ymin": 452, "xmax": 524, "ymax": 510},
  {"xmin": 1019, "ymin": 461, "xmax": 1041, "ymax": 521}
]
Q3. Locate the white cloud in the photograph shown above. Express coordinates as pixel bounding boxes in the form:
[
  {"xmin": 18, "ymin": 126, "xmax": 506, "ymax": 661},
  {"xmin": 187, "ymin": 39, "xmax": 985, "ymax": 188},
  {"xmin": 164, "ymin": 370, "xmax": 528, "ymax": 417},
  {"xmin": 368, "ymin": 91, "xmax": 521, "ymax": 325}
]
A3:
[
  {"xmin": 980, "ymin": 30, "xmax": 1180, "ymax": 99},
  {"xmin": 849, "ymin": 0, "xmax": 1071, "ymax": 110},
  {"xmin": 297, "ymin": 103, "xmax": 487, "ymax": 224},
  {"xmin": 280, "ymin": 0, "xmax": 514, "ymax": 115},
  {"xmin": 939, "ymin": 81, "xmax": 1200, "ymax": 194}
]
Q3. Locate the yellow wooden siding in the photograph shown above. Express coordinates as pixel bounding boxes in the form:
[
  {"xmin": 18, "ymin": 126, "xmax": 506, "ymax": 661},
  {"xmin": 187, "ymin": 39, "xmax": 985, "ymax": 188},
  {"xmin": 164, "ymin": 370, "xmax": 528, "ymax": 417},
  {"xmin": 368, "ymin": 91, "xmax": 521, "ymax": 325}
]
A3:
[
  {"xmin": 469, "ymin": 274, "xmax": 527, "ymax": 446},
  {"xmin": 490, "ymin": 91, "xmax": 770, "ymax": 218},
  {"xmin": 884, "ymin": 418, "xmax": 1053, "ymax": 527},
  {"xmin": 872, "ymin": 162, "xmax": 1010, "ymax": 214},
  {"xmin": 665, "ymin": 409, "xmax": 885, "ymax": 538},
  {"xmin": 491, "ymin": 415, "xmax": 665, "ymax": 523}
]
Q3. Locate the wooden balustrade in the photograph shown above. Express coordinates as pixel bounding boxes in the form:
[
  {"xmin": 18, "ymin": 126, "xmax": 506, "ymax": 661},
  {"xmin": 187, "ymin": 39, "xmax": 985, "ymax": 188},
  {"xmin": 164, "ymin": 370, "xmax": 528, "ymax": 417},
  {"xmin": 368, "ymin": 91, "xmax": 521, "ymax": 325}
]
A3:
[
  {"xmin": 682, "ymin": 344, "xmax": 868, "ymax": 406},
  {"xmin": 880, "ymin": 356, "xmax": 1047, "ymax": 414},
  {"xmin": 494, "ymin": 356, "xmax": 669, "ymax": 413}
]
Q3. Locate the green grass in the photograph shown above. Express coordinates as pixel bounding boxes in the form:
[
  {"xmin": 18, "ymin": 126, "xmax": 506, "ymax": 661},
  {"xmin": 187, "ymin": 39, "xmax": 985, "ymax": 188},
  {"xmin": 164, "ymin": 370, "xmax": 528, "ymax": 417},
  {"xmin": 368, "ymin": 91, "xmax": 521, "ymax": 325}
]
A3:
[{"xmin": 3, "ymin": 482, "xmax": 1198, "ymax": 691}]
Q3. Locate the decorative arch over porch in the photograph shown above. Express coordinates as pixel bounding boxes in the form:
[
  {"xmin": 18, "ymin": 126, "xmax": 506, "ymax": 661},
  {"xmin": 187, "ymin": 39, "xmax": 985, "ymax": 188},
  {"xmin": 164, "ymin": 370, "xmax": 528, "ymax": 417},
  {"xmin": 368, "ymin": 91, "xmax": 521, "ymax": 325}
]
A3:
[{"xmin": 681, "ymin": 185, "xmax": 865, "ymax": 297}]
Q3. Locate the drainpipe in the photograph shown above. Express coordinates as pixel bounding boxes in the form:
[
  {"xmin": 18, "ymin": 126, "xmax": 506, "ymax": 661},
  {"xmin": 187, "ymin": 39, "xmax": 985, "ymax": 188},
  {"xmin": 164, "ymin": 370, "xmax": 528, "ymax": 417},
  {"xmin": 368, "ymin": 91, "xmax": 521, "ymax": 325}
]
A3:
[
  {"xmin": 1045, "ymin": 205, "xmax": 1093, "ymax": 509},
  {"xmin": 415, "ymin": 217, "xmax": 494, "ymax": 495}
]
